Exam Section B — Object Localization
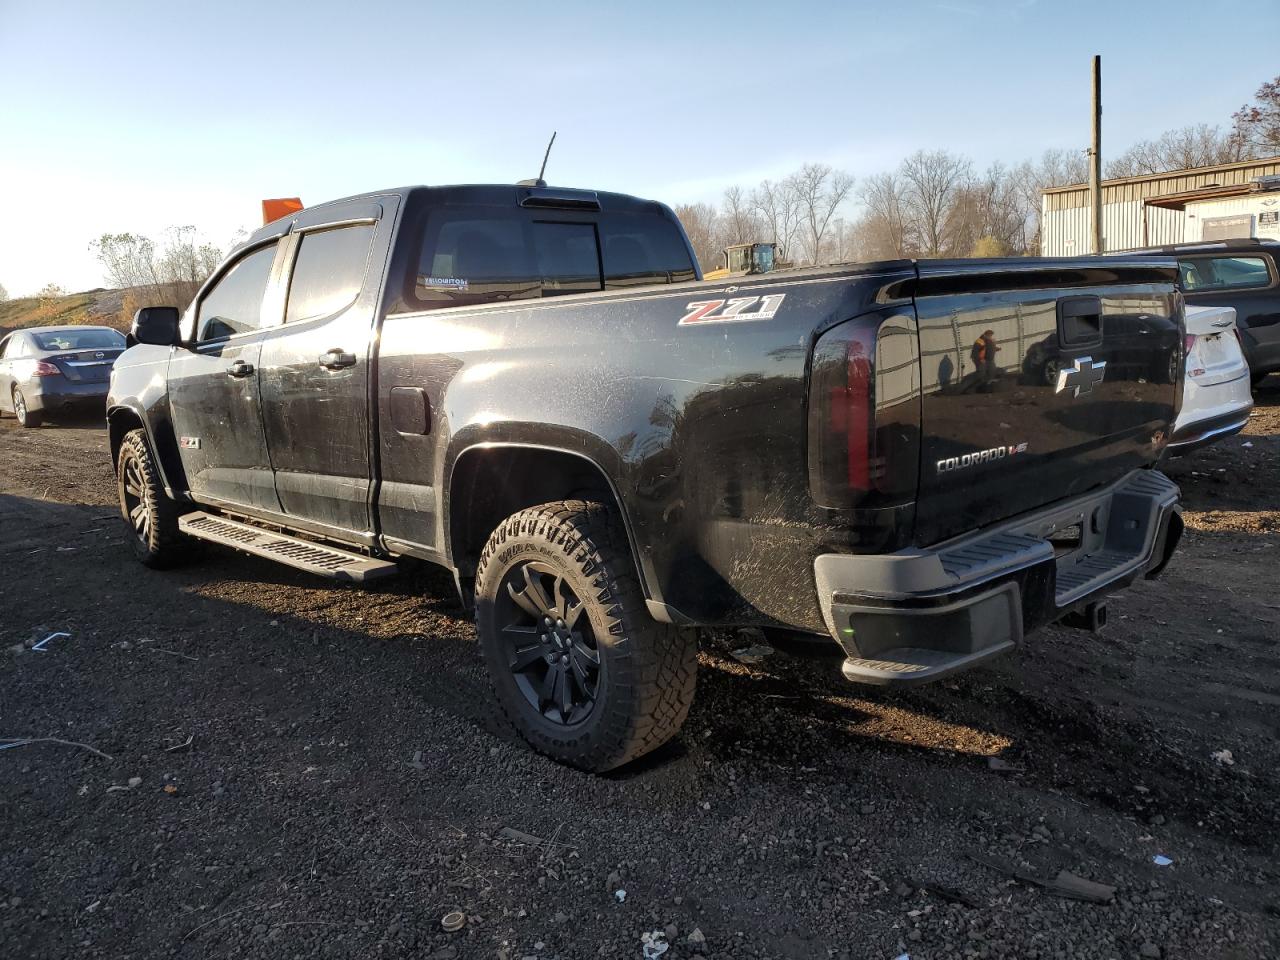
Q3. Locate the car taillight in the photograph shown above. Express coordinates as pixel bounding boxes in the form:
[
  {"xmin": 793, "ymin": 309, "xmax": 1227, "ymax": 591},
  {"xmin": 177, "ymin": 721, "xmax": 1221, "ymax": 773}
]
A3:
[
  {"xmin": 808, "ymin": 313, "xmax": 919, "ymax": 510},
  {"xmin": 32, "ymin": 360, "xmax": 60, "ymax": 377}
]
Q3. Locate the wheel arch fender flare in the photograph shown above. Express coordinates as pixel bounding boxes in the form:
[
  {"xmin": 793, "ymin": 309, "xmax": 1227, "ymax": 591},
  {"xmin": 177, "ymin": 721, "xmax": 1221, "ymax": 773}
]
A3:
[
  {"xmin": 442, "ymin": 422, "xmax": 660, "ymax": 604},
  {"xmin": 107, "ymin": 401, "xmax": 187, "ymax": 499}
]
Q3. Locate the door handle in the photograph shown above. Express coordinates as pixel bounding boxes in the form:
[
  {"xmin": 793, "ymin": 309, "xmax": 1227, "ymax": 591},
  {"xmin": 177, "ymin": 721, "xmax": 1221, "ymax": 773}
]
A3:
[
  {"xmin": 227, "ymin": 359, "xmax": 255, "ymax": 378},
  {"xmin": 319, "ymin": 348, "xmax": 357, "ymax": 370}
]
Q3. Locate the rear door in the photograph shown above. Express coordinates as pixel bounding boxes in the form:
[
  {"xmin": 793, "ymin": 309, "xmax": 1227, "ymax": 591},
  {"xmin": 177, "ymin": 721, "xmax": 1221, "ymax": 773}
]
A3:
[
  {"xmin": 167, "ymin": 240, "xmax": 283, "ymax": 512},
  {"xmin": 257, "ymin": 198, "xmax": 394, "ymax": 537},
  {"xmin": 912, "ymin": 259, "xmax": 1181, "ymax": 545}
]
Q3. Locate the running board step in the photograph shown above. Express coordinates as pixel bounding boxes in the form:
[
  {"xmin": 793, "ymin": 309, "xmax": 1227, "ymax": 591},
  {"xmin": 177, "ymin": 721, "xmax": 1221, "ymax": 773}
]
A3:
[
  {"xmin": 179, "ymin": 512, "xmax": 398, "ymax": 582},
  {"xmin": 841, "ymin": 641, "xmax": 1015, "ymax": 686}
]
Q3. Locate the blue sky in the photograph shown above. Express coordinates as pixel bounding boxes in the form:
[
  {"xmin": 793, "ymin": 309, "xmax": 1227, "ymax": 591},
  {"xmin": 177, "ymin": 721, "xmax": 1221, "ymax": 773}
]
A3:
[{"xmin": 1, "ymin": 0, "xmax": 1276, "ymax": 295}]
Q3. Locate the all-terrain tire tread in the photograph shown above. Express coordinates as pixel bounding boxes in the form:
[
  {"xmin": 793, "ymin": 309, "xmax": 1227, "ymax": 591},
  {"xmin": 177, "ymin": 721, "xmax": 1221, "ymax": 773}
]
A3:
[
  {"xmin": 118, "ymin": 428, "xmax": 195, "ymax": 569},
  {"xmin": 475, "ymin": 500, "xmax": 697, "ymax": 772}
]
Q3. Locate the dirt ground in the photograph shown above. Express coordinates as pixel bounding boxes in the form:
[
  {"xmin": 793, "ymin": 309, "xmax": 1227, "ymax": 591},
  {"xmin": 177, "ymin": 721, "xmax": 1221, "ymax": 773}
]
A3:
[{"xmin": 1, "ymin": 386, "xmax": 1278, "ymax": 960}]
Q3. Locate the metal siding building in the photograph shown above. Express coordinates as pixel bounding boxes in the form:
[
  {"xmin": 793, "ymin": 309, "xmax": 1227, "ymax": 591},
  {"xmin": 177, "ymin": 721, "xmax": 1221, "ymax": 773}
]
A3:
[{"xmin": 1041, "ymin": 157, "xmax": 1280, "ymax": 254}]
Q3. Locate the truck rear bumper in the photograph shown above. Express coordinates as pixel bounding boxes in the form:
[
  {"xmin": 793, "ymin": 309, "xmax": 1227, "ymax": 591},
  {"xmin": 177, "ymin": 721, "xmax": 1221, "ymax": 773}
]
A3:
[{"xmin": 814, "ymin": 469, "xmax": 1181, "ymax": 686}]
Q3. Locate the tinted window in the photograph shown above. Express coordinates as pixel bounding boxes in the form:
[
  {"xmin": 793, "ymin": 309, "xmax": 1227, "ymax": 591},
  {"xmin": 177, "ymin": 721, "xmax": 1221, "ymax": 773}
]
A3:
[
  {"xmin": 197, "ymin": 243, "xmax": 277, "ymax": 341},
  {"xmin": 285, "ymin": 224, "xmax": 375, "ymax": 324},
  {"xmin": 600, "ymin": 216, "xmax": 697, "ymax": 289},
  {"xmin": 1179, "ymin": 256, "xmax": 1272, "ymax": 292},
  {"xmin": 33, "ymin": 328, "xmax": 125, "ymax": 351},
  {"xmin": 411, "ymin": 207, "xmax": 695, "ymax": 309},
  {"xmin": 418, "ymin": 215, "xmax": 539, "ymax": 307},
  {"xmin": 534, "ymin": 222, "xmax": 600, "ymax": 295}
]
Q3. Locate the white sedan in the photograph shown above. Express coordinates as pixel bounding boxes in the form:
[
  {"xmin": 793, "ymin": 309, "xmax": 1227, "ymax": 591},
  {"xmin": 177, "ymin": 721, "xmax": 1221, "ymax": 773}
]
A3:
[{"xmin": 1168, "ymin": 305, "xmax": 1253, "ymax": 453}]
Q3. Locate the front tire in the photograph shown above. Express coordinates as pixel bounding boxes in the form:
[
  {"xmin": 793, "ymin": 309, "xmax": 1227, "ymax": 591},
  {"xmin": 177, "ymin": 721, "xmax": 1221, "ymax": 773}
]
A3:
[
  {"xmin": 474, "ymin": 500, "xmax": 698, "ymax": 772},
  {"xmin": 13, "ymin": 388, "xmax": 42, "ymax": 428},
  {"xmin": 116, "ymin": 428, "xmax": 196, "ymax": 568}
]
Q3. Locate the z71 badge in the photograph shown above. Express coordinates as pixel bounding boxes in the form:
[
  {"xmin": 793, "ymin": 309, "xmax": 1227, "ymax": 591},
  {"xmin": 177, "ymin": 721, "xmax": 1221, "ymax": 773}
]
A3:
[{"xmin": 679, "ymin": 294, "xmax": 786, "ymax": 325}]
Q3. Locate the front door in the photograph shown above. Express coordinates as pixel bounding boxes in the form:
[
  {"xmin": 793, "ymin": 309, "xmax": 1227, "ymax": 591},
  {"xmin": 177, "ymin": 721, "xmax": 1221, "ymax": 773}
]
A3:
[
  {"xmin": 168, "ymin": 240, "xmax": 283, "ymax": 512},
  {"xmin": 257, "ymin": 200, "xmax": 389, "ymax": 536}
]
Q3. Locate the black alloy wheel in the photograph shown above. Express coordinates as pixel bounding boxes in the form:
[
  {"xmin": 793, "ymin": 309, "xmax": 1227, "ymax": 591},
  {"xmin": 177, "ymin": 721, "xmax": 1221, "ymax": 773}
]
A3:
[
  {"xmin": 499, "ymin": 560, "xmax": 602, "ymax": 725},
  {"xmin": 120, "ymin": 447, "xmax": 152, "ymax": 546}
]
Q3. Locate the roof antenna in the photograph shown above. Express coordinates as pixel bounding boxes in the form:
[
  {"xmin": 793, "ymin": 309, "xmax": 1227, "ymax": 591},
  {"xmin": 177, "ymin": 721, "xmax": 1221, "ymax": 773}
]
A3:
[{"xmin": 519, "ymin": 131, "xmax": 557, "ymax": 188}]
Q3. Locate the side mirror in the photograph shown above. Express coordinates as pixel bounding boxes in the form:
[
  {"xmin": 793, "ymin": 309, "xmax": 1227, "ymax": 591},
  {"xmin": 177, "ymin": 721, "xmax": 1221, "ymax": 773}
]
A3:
[{"xmin": 128, "ymin": 306, "xmax": 181, "ymax": 347}]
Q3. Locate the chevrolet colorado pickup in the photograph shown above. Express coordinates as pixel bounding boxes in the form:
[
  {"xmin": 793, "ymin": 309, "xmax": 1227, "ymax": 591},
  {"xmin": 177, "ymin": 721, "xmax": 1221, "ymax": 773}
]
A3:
[{"xmin": 108, "ymin": 183, "xmax": 1184, "ymax": 771}]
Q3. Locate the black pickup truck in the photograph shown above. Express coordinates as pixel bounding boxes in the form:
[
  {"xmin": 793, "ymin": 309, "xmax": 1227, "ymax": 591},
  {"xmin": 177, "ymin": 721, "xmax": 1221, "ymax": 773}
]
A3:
[{"xmin": 108, "ymin": 183, "xmax": 1184, "ymax": 771}]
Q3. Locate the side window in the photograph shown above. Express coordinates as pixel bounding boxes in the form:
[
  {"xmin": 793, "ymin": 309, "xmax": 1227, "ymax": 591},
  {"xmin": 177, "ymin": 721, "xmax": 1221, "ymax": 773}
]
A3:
[
  {"xmin": 196, "ymin": 243, "xmax": 278, "ymax": 342},
  {"xmin": 3, "ymin": 336, "xmax": 28, "ymax": 358},
  {"xmin": 285, "ymin": 224, "xmax": 375, "ymax": 324},
  {"xmin": 0, "ymin": 336, "xmax": 15, "ymax": 359},
  {"xmin": 600, "ymin": 215, "xmax": 697, "ymax": 289}
]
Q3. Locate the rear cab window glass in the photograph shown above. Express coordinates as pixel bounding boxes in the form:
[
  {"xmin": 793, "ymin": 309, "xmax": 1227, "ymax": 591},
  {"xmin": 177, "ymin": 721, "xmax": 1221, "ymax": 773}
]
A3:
[
  {"xmin": 410, "ymin": 205, "xmax": 695, "ymax": 310},
  {"xmin": 285, "ymin": 224, "xmax": 375, "ymax": 324},
  {"xmin": 196, "ymin": 242, "xmax": 278, "ymax": 342},
  {"xmin": 33, "ymin": 329, "xmax": 125, "ymax": 351},
  {"xmin": 1179, "ymin": 256, "xmax": 1273, "ymax": 292},
  {"xmin": 600, "ymin": 215, "xmax": 697, "ymax": 289}
]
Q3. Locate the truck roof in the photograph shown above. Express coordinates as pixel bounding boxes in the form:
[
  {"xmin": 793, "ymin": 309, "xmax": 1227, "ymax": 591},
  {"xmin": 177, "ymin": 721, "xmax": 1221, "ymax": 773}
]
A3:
[{"xmin": 245, "ymin": 184, "xmax": 678, "ymax": 247}]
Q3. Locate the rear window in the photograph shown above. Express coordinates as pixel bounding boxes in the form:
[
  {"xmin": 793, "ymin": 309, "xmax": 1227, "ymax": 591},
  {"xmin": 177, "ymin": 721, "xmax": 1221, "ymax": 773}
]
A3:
[
  {"xmin": 1179, "ymin": 256, "xmax": 1273, "ymax": 292},
  {"xmin": 33, "ymin": 329, "xmax": 125, "ymax": 351},
  {"xmin": 411, "ymin": 207, "xmax": 695, "ymax": 309}
]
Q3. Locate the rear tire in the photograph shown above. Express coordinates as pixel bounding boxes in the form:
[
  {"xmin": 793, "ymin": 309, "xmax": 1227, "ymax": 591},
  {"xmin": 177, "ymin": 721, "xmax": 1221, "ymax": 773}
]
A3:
[
  {"xmin": 13, "ymin": 388, "xmax": 42, "ymax": 428},
  {"xmin": 474, "ymin": 500, "xmax": 698, "ymax": 772},
  {"xmin": 1253, "ymin": 371, "xmax": 1270, "ymax": 389},
  {"xmin": 116, "ymin": 428, "xmax": 196, "ymax": 568}
]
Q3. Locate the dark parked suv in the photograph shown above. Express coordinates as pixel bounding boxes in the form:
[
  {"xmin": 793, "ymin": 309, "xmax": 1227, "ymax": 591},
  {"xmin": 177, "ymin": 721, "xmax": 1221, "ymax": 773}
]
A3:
[
  {"xmin": 0, "ymin": 325, "xmax": 127, "ymax": 427},
  {"xmin": 1121, "ymin": 239, "xmax": 1280, "ymax": 386}
]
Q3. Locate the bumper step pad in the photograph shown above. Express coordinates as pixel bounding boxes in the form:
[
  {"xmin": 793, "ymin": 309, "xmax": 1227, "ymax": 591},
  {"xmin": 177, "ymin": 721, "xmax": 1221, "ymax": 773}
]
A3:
[
  {"xmin": 178, "ymin": 512, "xmax": 398, "ymax": 582},
  {"xmin": 841, "ymin": 641, "xmax": 1015, "ymax": 686}
]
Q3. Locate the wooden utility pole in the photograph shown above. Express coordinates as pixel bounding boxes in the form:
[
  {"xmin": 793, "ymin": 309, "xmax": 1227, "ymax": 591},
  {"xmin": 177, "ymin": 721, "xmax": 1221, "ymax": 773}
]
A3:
[{"xmin": 1089, "ymin": 55, "xmax": 1103, "ymax": 254}]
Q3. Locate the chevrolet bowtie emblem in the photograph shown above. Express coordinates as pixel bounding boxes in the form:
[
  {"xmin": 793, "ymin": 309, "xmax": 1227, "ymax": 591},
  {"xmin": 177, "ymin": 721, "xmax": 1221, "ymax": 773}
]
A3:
[{"xmin": 1055, "ymin": 356, "xmax": 1106, "ymax": 397}]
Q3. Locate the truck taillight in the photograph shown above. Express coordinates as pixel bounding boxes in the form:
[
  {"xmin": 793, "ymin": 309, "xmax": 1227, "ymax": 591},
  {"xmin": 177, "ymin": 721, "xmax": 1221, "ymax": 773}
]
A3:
[
  {"xmin": 807, "ymin": 314, "xmax": 920, "ymax": 510},
  {"xmin": 32, "ymin": 360, "xmax": 60, "ymax": 377}
]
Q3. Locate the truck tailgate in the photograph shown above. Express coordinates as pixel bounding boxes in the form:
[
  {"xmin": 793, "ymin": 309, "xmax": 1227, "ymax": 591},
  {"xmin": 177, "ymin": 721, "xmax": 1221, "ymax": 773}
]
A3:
[{"xmin": 911, "ymin": 258, "xmax": 1182, "ymax": 546}]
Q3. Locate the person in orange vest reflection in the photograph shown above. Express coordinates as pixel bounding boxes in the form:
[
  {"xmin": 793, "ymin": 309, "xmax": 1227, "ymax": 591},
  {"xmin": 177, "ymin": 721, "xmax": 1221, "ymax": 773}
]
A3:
[{"xmin": 964, "ymin": 329, "xmax": 1001, "ymax": 393}]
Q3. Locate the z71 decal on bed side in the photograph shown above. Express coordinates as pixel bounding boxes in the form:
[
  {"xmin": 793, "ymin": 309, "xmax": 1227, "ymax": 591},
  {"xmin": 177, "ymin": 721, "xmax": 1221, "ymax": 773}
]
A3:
[{"xmin": 678, "ymin": 294, "xmax": 786, "ymax": 325}]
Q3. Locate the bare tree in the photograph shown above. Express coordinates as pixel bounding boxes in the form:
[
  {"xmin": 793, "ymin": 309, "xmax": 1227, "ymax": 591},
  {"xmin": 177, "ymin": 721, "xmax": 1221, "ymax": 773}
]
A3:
[
  {"xmin": 1106, "ymin": 123, "xmax": 1251, "ymax": 178},
  {"xmin": 900, "ymin": 150, "xmax": 973, "ymax": 256},
  {"xmin": 91, "ymin": 227, "xmax": 227, "ymax": 320},
  {"xmin": 1010, "ymin": 148, "xmax": 1090, "ymax": 254},
  {"xmin": 789, "ymin": 163, "xmax": 855, "ymax": 265},
  {"xmin": 674, "ymin": 202, "xmax": 724, "ymax": 274},
  {"xmin": 948, "ymin": 163, "xmax": 1026, "ymax": 256},
  {"xmin": 1233, "ymin": 74, "xmax": 1280, "ymax": 156},
  {"xmin": 90, "ymin": 233, "xmax": 162, "ymax": 290},
  {"xmin": 0, "ymin": 281, "xmax": 8, "ymax": 302},
  {"xmin": 750, "ymin": 178, "xmax": 802, "ymax": 263},
  {"xmin": 855, "ymin": 172, "xmax": 911, "ymax": 259},
  {"xmin": 721, "ymin": 186, "xmax": 758, "ymax": 246}
]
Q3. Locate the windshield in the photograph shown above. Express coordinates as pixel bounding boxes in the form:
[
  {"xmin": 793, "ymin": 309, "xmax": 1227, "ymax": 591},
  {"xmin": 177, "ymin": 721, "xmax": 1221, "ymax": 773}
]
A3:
[{"xmin": 33, "ymin": 328, "xmax": 126, "ymax": 351}]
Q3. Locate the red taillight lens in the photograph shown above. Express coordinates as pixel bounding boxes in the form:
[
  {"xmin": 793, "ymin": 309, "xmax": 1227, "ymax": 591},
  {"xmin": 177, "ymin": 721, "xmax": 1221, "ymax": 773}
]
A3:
[
  {"xmin": 32, "ymin": 360, "xmax": 60, "ymax": 377},
  {"xmin": 808, "ymin": 314, "xmax": 919, "ymax": 510},
  {"xmin": 1183, "ymin": 333, "xmax": 1196, "ymax": 355}
]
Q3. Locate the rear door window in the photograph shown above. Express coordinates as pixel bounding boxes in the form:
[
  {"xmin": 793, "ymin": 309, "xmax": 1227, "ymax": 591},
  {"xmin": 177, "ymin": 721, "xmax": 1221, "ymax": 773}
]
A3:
[
  {"xmin": 285, "ymin": 224, "xmax": 376, "ymax": 324},
  {"xmin": 1179, "ymin": 255, "xmax": 1274, "ymax": 292},
  {"xmin": 197, "ymin": 243, "xmax": 278, "ymax": 342}
]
